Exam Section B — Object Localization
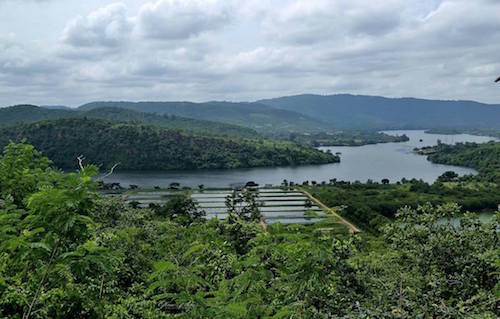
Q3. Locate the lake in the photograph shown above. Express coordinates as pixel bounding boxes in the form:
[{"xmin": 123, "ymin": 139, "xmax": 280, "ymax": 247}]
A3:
[{"xmin": 103, "ymin": 130, "xmax": 497, "ymax": 188}]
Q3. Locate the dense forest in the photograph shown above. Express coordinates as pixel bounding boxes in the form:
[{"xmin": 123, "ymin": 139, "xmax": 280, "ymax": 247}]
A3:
[
  {"xmin": 425, "ymin": 141, "xmax": 500, "ymax": 183},
  {"xmin": 78, "ymin": 101, "xmax": 330, "ymax": 134},
  {"xmin": 1, "ymin": 105, "xmax": 415, "ymax": 146},
  {"xmin": 82, "ymin": 107, "xmax": 259, "ymax": 138},
  {"xmin": 0, "ymin": 118, "xmax": 338, "ymax": 170},
  {"xmin": 0, "ymin": 143, "xmax": 498, "ymax": 318},
  {"xmin": 0, "ymin": 105, "xmax": 259, "ymax": 138}
]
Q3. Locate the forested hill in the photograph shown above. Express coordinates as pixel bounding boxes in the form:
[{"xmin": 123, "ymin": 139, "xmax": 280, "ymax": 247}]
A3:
[
  {"xmin": 259, "ymin": 94, "xmax": 500, "ymax": 129},
  {"xmin": 427, "ymin": 141, "xmax": 500, "ymax": 183},
  {"xmin": 78, "ymin": 101, "xmax": 330, "ymax": 133},
  {"xmin": 0, "ymin": 104, "xmax": 75, "ymax": 125},
  {"xmin": 0, "ymin": 105, "xmax": 258, "ymax": 137},
  {"xmin": 81, "ymin": 107, "xmax": 258, "ymax": 137},
  {"xmin": 0, "ymin": 118, "xmax": 338, "ymax": 170}
]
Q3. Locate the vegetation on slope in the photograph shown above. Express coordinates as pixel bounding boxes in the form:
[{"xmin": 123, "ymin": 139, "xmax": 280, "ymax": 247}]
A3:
[
  {"xmin": 0, "ymin": 118, "xmax": 338, "ymax": 170},
  {"xmin": 0, "ymin": 143, "xmax": 498, "ymax": 318},
  {"xmin": 426, "ymin": 141, "xmax": 500, "ymax": 183},
  {"xmin": 0, "ymin": 102, "xmax": 414, "ymax": 146},
  {"xmin": 0, "ymin": 104, "xmax": 75, "ymax": 125},
  {"xmin": 78, "ymin": 101, "xmax": 331, "ymax": 133},
  {"xmin": 0, "ymin": 105, "xmax": 259, "ymax": 138},
  {"xmin": 259, "ymin": 94, "xmax": 500, "ymax": 129},
  {"xmin": 82, "ymin": 107, "xmax": 259, "ymax": 138}
]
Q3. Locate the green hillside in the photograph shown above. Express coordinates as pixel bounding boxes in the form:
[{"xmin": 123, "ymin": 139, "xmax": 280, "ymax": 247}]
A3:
[
  {"xmin": 81, "ymin": 107, "xmax": 258, "ymax": 137},
  {"xmin": 0, "ymin": 118, "xmax": 338, "ymax": 170},
  {"xmin": 0, "ymin": 105, "xmax": 258, "ymax": 137},
  {"xmin": 79, "ymin": 101, "xmax": 330, "ymax": 133},
  {"xmin": 427, "ymin": 141, "xmax": 500, "ymax": 183},
  {"xmin": 259, "ymin": 94, "xmax": 500, "ymax": 129},
  {"xmin": 0, "ymin": 104, "xmax": 75, "ymax": 125}
]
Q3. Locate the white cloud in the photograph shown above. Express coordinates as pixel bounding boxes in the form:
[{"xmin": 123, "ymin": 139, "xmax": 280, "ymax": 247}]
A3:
[
  {"xmin": 62, "ymin": 3, "xmax": 133, "ymax": 48},
  {"xmin": 136, "ymin": 0, "xmax": 231, "ymax": 40},
  {"xmin": 0, "ymin": 0, "xmax": 500, "ymax": 106}
]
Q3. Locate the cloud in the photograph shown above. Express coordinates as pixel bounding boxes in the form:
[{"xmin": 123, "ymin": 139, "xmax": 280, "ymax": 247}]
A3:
[
  {"xmin": 1, "ymin": 0, "xmax": 500, "ymax": 106},
  {"xmin": 62, "ymin": 3, "xmax": 133, "ymax": 48},
  {"xmin": 136, "ymin": 0, "xmax": 232, "ymax": 40},
  {"xmin": 260, "ymin": 0, "xmax": 407, "ymax": 45}
]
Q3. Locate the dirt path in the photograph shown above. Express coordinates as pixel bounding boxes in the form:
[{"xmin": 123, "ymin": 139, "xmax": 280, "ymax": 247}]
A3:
[{"xmin": 300, "ymin": 188, "xmax": 360, "ymax": 233}]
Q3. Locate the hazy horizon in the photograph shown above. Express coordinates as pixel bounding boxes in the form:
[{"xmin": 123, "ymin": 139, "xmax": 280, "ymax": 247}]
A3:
[{"xmin": 2, "ymin": 91, "xmax": 499, "ymax": 109}]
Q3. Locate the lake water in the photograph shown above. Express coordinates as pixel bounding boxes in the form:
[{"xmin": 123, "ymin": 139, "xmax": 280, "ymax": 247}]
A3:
[{"xmin": 103, "ymin": 130, "xmax": 497, "ymax": 188}]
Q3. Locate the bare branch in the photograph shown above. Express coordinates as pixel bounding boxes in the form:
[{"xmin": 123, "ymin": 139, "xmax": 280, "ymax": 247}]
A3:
[
  {"xmin": 76, "ymin": 155, "xmax": 85, "ymax": 171},
  {"xmin": 101, "ymin": 163, "xmax": 120, "ymax": 179}
]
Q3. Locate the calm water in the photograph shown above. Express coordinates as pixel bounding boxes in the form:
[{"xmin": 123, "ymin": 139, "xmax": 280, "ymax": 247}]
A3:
[{"xmin": 103, "ymin": 130, "xmax": 497, "ymax": 188}]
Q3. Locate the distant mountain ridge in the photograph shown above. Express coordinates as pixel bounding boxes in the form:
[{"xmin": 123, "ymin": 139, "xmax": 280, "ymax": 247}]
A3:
[
  {"xmin": 258, "ymin": 94, "xmax": 500, "ymax": 129},
  {"xmin": 78, "ymin": 101, "xmax": 330, "ymax": 133},
  {"xmin": 3, "ymin": 93, "xmax": 500, "ymax": 132},
  {"xmin": 0, "ymin": 105, "xmax": 76, "ymax": 125},
  {"xmin": 41, "ymin": 105, "xmax": 72, "ymax": 110}
]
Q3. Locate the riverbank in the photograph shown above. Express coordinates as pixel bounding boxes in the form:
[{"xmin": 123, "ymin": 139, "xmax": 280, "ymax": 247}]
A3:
[{"xmin": 103, "ymin": 130, "xmax": 487, "ymax": 188}]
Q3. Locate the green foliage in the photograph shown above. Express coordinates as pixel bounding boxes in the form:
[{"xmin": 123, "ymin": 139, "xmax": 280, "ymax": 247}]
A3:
[
  {"xmin": 428, "ymin": 141, "xmax": 500, "ymax": 183},
  {"xmin": 224, "ymin": 189, "xmax": 262, "ymax": 222},
  {"xmin": 308, "ymin": 179, "xmax": 500, "ymax": 232},
  {"xmin": 1, "ymin": 143, "xmax": 498, "ymax": 318},
  {"xmin": 0, "ymin": 105, "xmax": 259, "ymax": 138},
  {"xmin": 0, "ymin": 118, "xmax": 338, "ymax": 170},
  {"xmin": 79, "ymin": 100, "xmax": 331, "ymax": 134},
  {"xmin": 81, "ymin": 107, "xmax": 259, "ymax": 138},
  {"xmin": 437, "ymin": 170, "xmax": 459, "ymax": 182},
  {"xmin": 0, "ymin": 142, "xmax": 115, "ymax": 319},
  {"xmin": 361, "ymin": 204, "xmax": 499, "ymax": 317},
  {"xmin": 150, "ymin": 194, "xmax": 205, "ymax": 226}
]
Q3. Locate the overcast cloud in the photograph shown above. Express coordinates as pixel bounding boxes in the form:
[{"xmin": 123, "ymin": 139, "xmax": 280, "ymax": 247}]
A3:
[{"xmin": 0, "ymin": 0, "xmax": 499, "ymax": 106}]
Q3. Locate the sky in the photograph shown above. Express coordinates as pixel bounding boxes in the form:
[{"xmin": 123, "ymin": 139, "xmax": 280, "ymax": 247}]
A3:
[{"xmin": 0, "ymin": 0, "xmax": 499, "ymax": 107}]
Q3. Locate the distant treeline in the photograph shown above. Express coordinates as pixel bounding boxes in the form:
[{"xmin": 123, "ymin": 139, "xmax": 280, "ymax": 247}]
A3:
[
  {"xmin": 425, "ymin": 128, "xmax": 500, "ymax": 139},
  {"xmin": 283, "ymin": 131, "xmax": 409, "ymax": 147},
  {"xmin": 0, "ymin": 118, "xmax": 338, "ymax": 170}
]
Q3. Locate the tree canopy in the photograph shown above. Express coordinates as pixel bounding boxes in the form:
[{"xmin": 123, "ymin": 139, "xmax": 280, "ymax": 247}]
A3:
[
  {"xmin": 0, "ymin": 118, "xmax": 338, "ymax": 170},
  {"xmin": 0, "ymin": 142, "xmax": 498, "ymax": 318}
]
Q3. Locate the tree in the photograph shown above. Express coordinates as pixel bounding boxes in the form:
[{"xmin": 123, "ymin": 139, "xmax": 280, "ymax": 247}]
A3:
[
  {"xmin": 281, "ymin": 179, "xmax": 289, "ymax": 188},
  {"xmin": 304, "ymin": 198, "xmax": 313, "ymax": 208},
  {"xmin": 381, "ymin": 178, "xmax": 390, "ymax": 185},
  {"xmin": 152, "ymin": 194, "xmax": 205, "ymax": 225},
  {"xmin": 437, "ymin": 170, "xmax": 459, "ymax": 183},
  {"xmin": 0, "ymin": 142, "xmax": 115, "ymax": 318},
  {"xmin": 225, "ymin": 189, "xmax": 261, "ymax": 222},
  {"xmin": 169, "ymin": 182, "xmax": 181, "ymax": 190},
  {"xmin": 374, "ymin": 203, "xmax": 499, "ymax": 317}
]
